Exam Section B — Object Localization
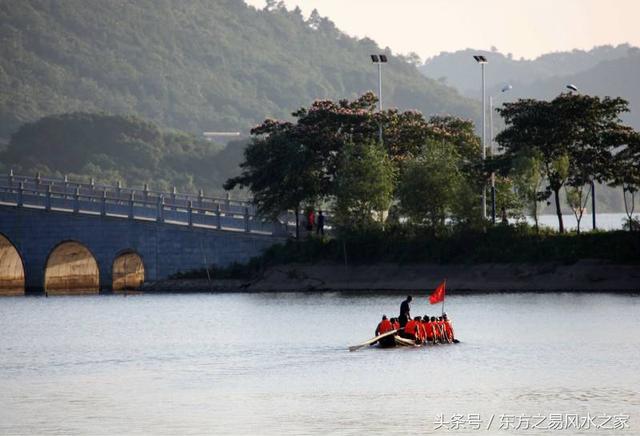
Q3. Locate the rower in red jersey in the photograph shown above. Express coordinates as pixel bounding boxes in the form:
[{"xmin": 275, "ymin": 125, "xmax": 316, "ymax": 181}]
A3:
[
  {"xmin": 391, "ymin": 318, "xmax": 400, "ymax": 330},
  {"xmin": 430, "ymin": 316, "xmax": 441, "ymax": 343},
  {"xmin": 375, "ymin": 315, "xmax": 393, "ymax": 336},
  {"xmin": 443, "ymin": 313, "xmax": 455, "ymax": 342},
  {"xmin": 403, "ymin": 316, "xmax": 420, "ymax": 340},
  {"xmin": 422, "ymin": 315, "xmax": 433, "ymax": 343}
]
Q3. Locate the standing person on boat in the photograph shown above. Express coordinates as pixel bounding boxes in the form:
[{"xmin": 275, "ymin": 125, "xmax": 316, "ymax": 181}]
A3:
[
  {"xmin": 316, "ymin": 210, "xmax": 325, "ymax": 236},
  {"xmin": 399, "ymin": 295, "xmax": 412, "ymax": 327},
  {"xmin": 375, "ymin": 315, "xmax": 393, "ymax": 336}
]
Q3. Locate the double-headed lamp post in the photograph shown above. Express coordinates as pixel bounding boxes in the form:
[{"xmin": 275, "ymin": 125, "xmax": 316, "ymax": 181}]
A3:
[
  {"xmin": 489, "ymin": 84, "xmax": 512, "ymax": 223},
  {"xmin": 474, "ymin": 55, "xmax": 488, "ymax": 219},
  {"xmin": 565, "ymin": 83, "xmax": 596, "ymax": 230},
  {"xmin": 371, "ymin": 54, "xmax": 388, "ymax": 143}
]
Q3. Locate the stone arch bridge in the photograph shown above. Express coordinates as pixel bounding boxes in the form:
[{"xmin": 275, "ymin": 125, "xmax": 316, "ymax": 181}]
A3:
[{"xmin": 0, "ymin": 173, "xmax": 288, "ymax": 295}]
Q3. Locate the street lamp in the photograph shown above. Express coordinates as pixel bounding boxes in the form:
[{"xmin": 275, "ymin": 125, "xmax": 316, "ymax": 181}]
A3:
[
  {"xmin": 489, "ymin": 84, "xmax": 512, "ymax": 224},
  {"xmin": 474, "ymin": 55, "xmax": 488, "ymax": 219},
  {"xmin": 371, "ymin": 54, "xmax": 388, "ymax": 143}
]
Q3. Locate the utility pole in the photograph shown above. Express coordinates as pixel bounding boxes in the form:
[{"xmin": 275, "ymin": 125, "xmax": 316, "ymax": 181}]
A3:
[
  {"xmin": 371, "ymin": 54, "xmax": 388, "ymax": 144},
  {"xmin": 474, "ymin": 55, "xmax": 488, "ymax": 220}
]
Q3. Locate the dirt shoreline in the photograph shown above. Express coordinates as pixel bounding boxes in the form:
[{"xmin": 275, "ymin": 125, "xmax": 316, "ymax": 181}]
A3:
[{"xmin": 142, "ymin": 260, "xmax": 640, "ymax": 293}]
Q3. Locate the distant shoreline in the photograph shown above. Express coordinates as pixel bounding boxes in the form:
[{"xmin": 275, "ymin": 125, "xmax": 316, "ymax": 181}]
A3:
[{"xmin": 142, "ymin": 260, "xmax": 640, "ymax": 293}]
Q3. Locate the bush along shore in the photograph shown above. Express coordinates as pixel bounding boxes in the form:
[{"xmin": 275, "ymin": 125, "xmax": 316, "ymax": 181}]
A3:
[{"xmin": 150, "ymin": 225, "xmax": 640, "ymax": 293}]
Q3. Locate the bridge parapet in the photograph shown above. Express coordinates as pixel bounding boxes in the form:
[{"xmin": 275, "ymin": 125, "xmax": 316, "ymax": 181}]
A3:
[{"xmin": 0, "ymin": 173, "xmax": 290, "ymax": 236}]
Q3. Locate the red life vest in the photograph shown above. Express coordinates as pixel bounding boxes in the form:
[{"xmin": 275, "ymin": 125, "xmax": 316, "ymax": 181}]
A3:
[
  {"xmin": 418, "ymin": 323, "xmax": 426, "ymax": 341},
  {"xmin": 404, "ymin": 319, "xmax": 417, "ymax": 336},
  {"xmin": 377, "ymin": 319, "xmax": 393, "ymax": 335},
  {"xmin": 393, "ymin": 321, "xmax": 400, "ymax": 330},
  {"xmin": 444, "ymin": 321, "xmax": 454, "ymax": 339},
  {"xmin": 437, "ymin": 321, "xmax": 447, "ymax": 338},
  {"xmin": 426, "ymin": 322, "xmax": 435, "ymax": 340}
]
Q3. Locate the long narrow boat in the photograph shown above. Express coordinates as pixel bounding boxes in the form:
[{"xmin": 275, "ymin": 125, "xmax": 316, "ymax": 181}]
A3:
[{"xmin": 349, "ymin": 327, "xmax": 457, "ymax": 351}]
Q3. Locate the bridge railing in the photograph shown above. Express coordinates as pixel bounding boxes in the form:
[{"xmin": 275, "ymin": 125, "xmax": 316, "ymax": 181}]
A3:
[
  {"xmin": 0, "ymin": 173, "xmax": 289, "ymax": 236},
  {"xmin": 0, "ymin": 173, "xmax": 256, "ymax": 214}
]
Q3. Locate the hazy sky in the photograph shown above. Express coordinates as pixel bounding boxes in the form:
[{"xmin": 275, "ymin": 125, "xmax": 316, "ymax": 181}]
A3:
[{"xmin": 245, "ymin": 0, "xmax": 640, "ymax": 60}]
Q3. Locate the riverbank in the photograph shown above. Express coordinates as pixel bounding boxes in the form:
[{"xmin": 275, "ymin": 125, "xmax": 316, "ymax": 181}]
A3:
[{"xmin": 143, "ymin": 260, "xmax": 640, "ymax": 293}]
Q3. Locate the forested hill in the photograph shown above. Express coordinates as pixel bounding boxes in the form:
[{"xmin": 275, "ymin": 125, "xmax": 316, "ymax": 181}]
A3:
[{"xmin": 0, "ymin": 0, "xmax": 479, "ymax": 138}]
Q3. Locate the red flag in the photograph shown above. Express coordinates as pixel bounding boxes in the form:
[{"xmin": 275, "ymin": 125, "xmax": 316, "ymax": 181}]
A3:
[{"xmin": 429, "ymin": 280, "xmax": 446, "ymax": 304}]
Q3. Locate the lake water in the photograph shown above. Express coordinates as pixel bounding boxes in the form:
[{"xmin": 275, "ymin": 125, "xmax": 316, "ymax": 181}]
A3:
[
  {"xmin": 1, "ymin": 292, "xmax": 639, "ymax": 435},
  {"xmin": 527, "ymin": 213, "xmax": 637, "ymax": 231}
]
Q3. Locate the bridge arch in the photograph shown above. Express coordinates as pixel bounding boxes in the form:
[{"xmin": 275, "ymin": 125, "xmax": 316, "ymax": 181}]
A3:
[
  {"xmin": 112, "ymin": 250, "xmax": 145, "ymax": 291},
  {"xmin": 0, "ymin": 233, "xmax": 25, "ymax": 296},
  {"xmin": 44, "ymin": 241, "xmax": 100, "ymax": 295}
]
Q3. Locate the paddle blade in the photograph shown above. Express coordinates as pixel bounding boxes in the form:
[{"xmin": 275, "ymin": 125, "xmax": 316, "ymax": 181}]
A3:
[{"xmin": 348, "ymin": 329, "xmax": 398, "ymax": 352}]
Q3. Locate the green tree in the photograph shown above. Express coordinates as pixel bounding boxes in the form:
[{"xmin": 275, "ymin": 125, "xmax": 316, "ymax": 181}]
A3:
[
  {"xmin": 497, "ymin": 98, "xmax": 571, "ymax": 232},
  {"xmin": 560, "ymin": 94, "xmax": 635, "ymax": 233},
  {"xmin": 497, "ymin": 94, "xmax": 635, "ymax": 233},
  {"xmin": 226, "ymin": 94, "xmax": 482, "ymax": 234},
  {"xmin": 610, "ymin": 136, "xmax": 640, "ymax": 230},
  {"xmin": 494, "ymin": 175, "xmax": 524, "ymax": 223},
  {"xmin": 223, "ymin": 128, "xmax": 320, "ymax": 239},
  {"xmin": 512, "ymin": 153, "xmax": 544, "ymax": 232},
  {"xmin": 397, "ymin": 141, "xmax": 463, "ymax": 230},
  {"xmin": 564, "ymin": 186, "xmax": 589, "ymax": 234},
  {"xmin": 333, "ymin": 141, "xmax": 396, "ymax": 229}
]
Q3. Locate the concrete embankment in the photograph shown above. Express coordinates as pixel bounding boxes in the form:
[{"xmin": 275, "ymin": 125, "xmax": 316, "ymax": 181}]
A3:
[{"xmin": 142, "ymin": 260, "xmax": 640, "ymax": 293}]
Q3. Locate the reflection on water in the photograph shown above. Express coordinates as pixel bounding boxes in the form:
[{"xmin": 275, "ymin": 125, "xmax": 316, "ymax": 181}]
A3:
[{"xmin": 0, "ymin": 292, "xmax": 639, "ymax": 434}]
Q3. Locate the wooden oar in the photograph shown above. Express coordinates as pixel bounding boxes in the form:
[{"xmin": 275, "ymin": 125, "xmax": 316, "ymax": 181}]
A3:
[
  {"xmin": 394, "ymin": 336, "xmax": 419, "ymax": 347},
  {"xmin": 349, "ymin": 329, "xmax": 398, "ymax": 352}
]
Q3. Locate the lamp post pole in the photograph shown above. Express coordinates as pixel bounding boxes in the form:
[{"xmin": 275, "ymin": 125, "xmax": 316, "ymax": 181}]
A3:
[
  {"xmin": 489, "ymin": 84, "xmax": 512, "ymax": 224},
  {"xmin": 482, "ymin": 62, "xmax": 486, "ymax": 219},
  {"xmin": 378, "ymin": 60, "xmax": 383, "ymax": 142},
  {"xmin": 474, "ymin": 55, "xmax": 489, "ymax": 220},
  {"xmin": 371, "ymin": 54, "xmax": 388, "ymax": 144},
  {"xmin": 490, "ymin": 95, "xmax": 496, "ymax": 224},
  {"xmin": 378, "ymin": 61, "xmax": 383, "ymax": 112}
]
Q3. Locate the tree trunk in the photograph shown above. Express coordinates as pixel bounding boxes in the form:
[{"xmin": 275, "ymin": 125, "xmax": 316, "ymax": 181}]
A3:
[
  {"xmin": 295, "ymin": 207, "xmax": 300, "ymax": 240},
  {"xmin": 623, "ymin": 188, "xmax": 636, "ymax": 231},
  {"xmin": 554, "ymin": 187, "xmax": 564, "ymax": 233},
  {"xmin": 533, "ymin": 198, "xmax": 539, "ymax": 234}
]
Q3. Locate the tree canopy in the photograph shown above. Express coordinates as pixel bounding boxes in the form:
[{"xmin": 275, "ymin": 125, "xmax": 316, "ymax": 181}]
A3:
[
  {"xmin": 497, "ymin": 93, "xmax": 639, "ymax": 232},
  {"xmin": 226, "ymin": 93, "xmax": 483, "ymax": 234}
]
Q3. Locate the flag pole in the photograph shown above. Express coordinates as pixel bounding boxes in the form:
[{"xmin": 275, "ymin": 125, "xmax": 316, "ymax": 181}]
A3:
[{"xmin": 441, "ymin": 279, "xmax": 447, "ymax": 315}]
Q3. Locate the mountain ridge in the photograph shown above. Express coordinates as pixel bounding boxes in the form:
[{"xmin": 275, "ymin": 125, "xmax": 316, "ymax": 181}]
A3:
[{"xmin": 421, "ymin": 44, "xmax": 637, "ymax": 97}]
